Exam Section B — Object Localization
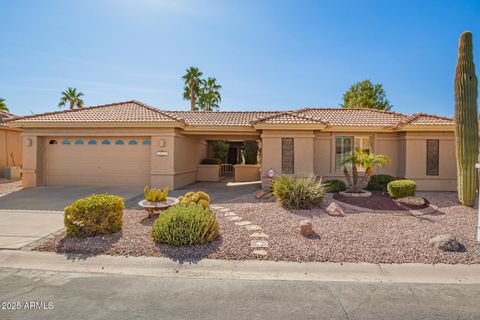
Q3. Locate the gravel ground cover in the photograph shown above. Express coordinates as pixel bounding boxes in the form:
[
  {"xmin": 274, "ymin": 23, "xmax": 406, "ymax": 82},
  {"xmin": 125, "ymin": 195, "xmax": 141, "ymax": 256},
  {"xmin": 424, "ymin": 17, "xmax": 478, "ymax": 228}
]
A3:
[
  {"xmin": 333, "ymin": 191, "xmax": 429, "ymax": 211},
  {"xmin": 36, "ymin": 191, "xmax": 480, "ymax": 264}
]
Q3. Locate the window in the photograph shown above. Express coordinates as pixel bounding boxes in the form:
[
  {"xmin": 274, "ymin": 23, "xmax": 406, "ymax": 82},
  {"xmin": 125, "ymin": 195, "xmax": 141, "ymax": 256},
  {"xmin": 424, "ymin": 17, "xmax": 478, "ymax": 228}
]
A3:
[
  {"xmin": 61, "ymin": 140, "xmax": 70, "ymax": 145},
  {"xmin": 49, "ymin": 139, "xmax": 58, "ymax": 145},
  {"xmin": 335, "ymin": 135, "xmax": 372, "ymax": 170},
  {"xmin": 281, "ymin": 138, "xmax": 294, "ymax": 174},
  {"xmin": 142, "ymin": 139, "xmax": 151, "ymax": 145},
  {"xmin": 426, "ymin": 139, "xmax": 439, "ymax": 176},
  {"xmin": 101, "ymin": 140, "xmax": 111, "ymax": 145},
  {"xmin": 128, "ymin": 140, "xmax": 138, "ymax": 145},
  {"xmin": 88, "ymin": 139, "xmax": 97, "ymax": 145},
  {"xmin": 75, "ymin": 139, "xmax": 84, "ymax": 145},
  {"xmin": 115, "ymin": 140, "xmax": 124, "ymax": 145}
]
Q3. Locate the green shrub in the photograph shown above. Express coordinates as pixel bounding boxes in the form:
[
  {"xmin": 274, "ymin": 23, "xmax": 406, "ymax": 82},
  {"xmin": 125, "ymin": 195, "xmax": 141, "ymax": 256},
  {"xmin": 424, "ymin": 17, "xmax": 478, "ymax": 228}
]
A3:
[
  {"xmin": 387, "ymin": 180, "xmax": 417, "ymax": 198},
  {"xmin": 201, "ymin": 158, "xmax": 221, "ymax": 165},
  {"xmin": 243, "ymin": 140, "xmax": 258, "ymax": 164},
  {"xmin": 324, "ymin": 179, "xmax": 347, "ymax": 193},
  {"xmin": 213, "ymin": 141, "xmax": 229, "ymax": 163},
  {"xmin": 151, "ymin": 204, "xmax": 218, "ymax": 246},
  {"xmin": 64, "ymin": 194, "xmax": 124, "ymax": 238},
  {"xmin": 272, "ymin": 175, "xmax": 325, "ymax": 209},
  {"xmin": 367, "ymin": 174, "xmax": 397, "ymax": 191}
]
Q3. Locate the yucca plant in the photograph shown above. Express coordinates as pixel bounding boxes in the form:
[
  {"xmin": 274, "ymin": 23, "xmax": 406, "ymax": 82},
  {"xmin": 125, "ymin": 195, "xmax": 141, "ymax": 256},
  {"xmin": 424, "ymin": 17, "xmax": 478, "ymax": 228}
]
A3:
[
  {"xmin": 272, "ymin": 175, "xmax": 325, "ymax": 210},
  {"xmin": 342, "ymin": 148, "xmax": 390, "ymax": 193}
]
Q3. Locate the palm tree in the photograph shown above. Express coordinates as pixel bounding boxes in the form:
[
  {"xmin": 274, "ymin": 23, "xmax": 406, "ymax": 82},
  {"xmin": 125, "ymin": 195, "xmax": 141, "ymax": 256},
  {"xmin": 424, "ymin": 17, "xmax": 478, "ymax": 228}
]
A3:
[
  {"xmin": 58, "ymin": 88, "xmax": 84, "ymax": 110},
  {"xmin": 342, "ymin": 148, "xmax": 390, "ymax": 193},
  {"xmin": 182, "ymin": 67, "xmax": 203, "ymax": 111},
  {"xmin": 0, "ymin": 98, "xmax": 9, "ymax": 112},
  {"xmin": 197, "ymin": 77, "xmax": 222, "ymax": 111}
]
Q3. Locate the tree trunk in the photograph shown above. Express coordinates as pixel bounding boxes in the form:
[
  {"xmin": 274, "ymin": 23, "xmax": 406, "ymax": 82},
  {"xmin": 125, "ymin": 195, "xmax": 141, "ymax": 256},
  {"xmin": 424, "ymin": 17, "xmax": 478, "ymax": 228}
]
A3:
[{"xmin": 69, "ymin": 101, "xmax": 74, "ymax": 110}]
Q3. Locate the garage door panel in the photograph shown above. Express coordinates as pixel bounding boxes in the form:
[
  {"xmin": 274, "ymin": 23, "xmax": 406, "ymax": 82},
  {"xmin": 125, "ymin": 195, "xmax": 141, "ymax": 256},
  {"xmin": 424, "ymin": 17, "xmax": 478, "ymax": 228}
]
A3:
[{"xmin": 45, "ymin": 137, "xmax": 151, "ymax": 186}]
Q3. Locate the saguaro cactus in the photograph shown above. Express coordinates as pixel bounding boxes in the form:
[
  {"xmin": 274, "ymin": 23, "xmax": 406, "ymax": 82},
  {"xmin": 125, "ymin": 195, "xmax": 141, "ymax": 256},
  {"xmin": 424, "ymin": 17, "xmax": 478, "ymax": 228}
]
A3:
[{"xmin": 455, "ymin": 31, "xmax": 478, "ymax": 207}]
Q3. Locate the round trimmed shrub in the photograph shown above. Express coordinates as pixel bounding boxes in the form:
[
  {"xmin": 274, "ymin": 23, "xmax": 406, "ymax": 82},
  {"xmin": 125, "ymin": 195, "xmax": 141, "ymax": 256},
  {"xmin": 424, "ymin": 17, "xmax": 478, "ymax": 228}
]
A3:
[
  {"xmin": 367, "ymin": 174, "xmax": 397, "ymax": 191},
  {"xmin": 64, "ymin": 194, "xmax": 124, "ymax": 238},
  {"xmin": 387, "ymin": 180, "xmax": 417, "ymax": 198},
  {"xmin": 272, "ymin": 175, "xmax": 326, "ymax": 210},
  {"xmin": 324, "ymin": 179, "xmax": 347, "ymax": 193},
  {"xmin": 151, "ymin": 204, "xmax": 218, "ymax": 246}
]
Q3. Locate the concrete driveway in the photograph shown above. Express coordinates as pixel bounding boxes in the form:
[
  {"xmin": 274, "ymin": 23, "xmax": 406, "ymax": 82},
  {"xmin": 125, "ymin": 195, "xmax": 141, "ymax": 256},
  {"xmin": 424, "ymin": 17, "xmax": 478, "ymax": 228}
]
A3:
[
  {"xmin": 0, "ymin": 186, "xmax": 144, "ymax": 211},
  {"xmin": 0, "ymin": 210, "xmax": 64, "ymax": 249}
]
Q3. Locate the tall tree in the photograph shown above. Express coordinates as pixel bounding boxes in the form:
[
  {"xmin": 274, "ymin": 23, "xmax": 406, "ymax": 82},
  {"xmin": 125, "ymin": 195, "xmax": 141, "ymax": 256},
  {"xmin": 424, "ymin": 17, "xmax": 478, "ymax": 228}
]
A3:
[
  {"xmin": 0, "ymin": 98, "xmax": 9, "ymax": 112},
  {"xmin": 58, "ymin": 88, "xmax": 84, "ymax": 110},
  {"xmin": 182, "ymin": 67, "xmax": 204, "ymax": 111},
  {"xmin": 341, "ymin": 80, "xmax": 393, "ymax": 111},
  {"xmin": 197, "ymin": 77, "xmax": 222, "ymax": 111},
  {"xmin": 454, "ymin": 31, "xmax": 478, "ymax": 207}
]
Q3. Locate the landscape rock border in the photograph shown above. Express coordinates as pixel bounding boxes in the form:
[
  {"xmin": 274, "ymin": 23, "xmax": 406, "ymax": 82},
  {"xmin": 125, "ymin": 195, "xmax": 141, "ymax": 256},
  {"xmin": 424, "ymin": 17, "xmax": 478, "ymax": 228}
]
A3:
[
  {"xmin": 339, "ymin": 190, "xmax": 372, "ymax": 198},
  {"xmin": 331, "ymin": 195, "xmax": 438, "ymax": 215}
]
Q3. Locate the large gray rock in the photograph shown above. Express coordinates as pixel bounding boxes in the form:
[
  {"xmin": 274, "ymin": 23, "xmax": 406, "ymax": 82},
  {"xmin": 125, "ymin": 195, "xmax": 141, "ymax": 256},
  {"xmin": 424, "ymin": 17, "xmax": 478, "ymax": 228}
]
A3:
[
  {"xmin": 397, "ymin": 196, "xmax": 425, "ymax": 206},
  {"xmin": 326, "ymin": 202, "xmax": 345, "ymax": 217},
  {"xmin": 429, "ymin": 234, "xmax": 463, "ymax": 252}
]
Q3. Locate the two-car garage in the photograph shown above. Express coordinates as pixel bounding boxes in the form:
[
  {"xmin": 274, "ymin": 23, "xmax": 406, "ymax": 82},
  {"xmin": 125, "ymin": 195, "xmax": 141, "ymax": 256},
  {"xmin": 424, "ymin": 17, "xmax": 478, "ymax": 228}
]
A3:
[{"xmin": 44, "ymin": 137, "xmax": 151, "ymax": 186}]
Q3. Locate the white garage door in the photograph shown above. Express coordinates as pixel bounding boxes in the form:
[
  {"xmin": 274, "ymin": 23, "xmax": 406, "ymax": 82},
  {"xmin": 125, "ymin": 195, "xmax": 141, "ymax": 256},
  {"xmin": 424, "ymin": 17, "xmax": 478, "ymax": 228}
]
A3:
[{"xmin": 45, "ymin": 137, "xmax": 151, "ymax": 186}]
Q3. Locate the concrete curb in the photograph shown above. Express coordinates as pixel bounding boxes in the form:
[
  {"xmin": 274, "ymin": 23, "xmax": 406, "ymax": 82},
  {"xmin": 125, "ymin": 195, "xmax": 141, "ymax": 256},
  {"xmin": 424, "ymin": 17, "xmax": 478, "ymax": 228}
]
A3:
[{"xmin": 1, "ymin": 250, "xmax": 480, "ymax": 284}]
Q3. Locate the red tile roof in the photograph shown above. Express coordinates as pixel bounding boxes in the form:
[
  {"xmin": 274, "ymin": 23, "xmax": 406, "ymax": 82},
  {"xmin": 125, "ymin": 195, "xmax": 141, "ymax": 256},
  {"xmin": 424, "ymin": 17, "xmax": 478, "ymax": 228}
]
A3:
[{"xmin": 8, "ymin": 100, "xmax": 454, "ymax": 129}]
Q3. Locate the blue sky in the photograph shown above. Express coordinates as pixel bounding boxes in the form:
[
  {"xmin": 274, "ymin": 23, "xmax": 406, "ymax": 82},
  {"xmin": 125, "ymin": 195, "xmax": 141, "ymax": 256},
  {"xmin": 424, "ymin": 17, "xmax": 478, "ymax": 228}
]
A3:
[{"xmin": 1, "ymin": 0, "xmax": 479, "ymax": 116}]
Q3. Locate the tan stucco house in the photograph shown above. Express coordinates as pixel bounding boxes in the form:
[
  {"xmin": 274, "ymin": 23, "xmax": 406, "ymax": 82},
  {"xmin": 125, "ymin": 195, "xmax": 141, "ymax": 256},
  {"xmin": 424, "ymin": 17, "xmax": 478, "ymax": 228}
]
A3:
[
  {"xmin": 7, "ymin": 100, "xmax": 456, "ymax": 191},
  {"xmin": 0, "ymin": 110, "xmax": 22, "ymax": 178}
]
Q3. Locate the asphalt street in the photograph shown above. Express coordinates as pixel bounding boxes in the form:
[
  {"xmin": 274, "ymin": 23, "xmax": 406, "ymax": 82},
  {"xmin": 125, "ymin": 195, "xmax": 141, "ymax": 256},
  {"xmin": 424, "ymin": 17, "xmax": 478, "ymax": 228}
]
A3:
[{"xmin": 1, "ymin": 267, "xmax": 479, "ymax": 320}]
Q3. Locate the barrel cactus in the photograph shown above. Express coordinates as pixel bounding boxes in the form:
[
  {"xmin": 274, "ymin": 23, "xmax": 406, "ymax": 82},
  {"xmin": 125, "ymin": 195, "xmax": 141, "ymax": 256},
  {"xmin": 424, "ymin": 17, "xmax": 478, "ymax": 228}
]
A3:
[{"xmin": 455, "ymin": 31, "xmax": 478, "ymax": 207}]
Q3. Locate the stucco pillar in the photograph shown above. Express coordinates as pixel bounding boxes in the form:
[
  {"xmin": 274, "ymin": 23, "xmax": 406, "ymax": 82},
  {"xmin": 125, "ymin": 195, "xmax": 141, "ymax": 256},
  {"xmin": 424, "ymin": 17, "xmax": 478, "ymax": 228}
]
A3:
[
  {"xmin": 21, "ymin": 135, "xmax": 42, "ymax": 188},
  {"xmin": 150, "ymin": 134, "xmax": 175, "ymax": 189}
]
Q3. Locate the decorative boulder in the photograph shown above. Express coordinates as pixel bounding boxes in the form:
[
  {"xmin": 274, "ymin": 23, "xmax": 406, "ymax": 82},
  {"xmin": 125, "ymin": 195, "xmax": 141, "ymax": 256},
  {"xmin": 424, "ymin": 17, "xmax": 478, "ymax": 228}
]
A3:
[
  {"xmin": 429, "ymin": 234, "xmax": 463, "ymax": 252},
  {"xmin": 300, "ymin": 220, "xmax": 313, "ymax": 237},
  {"xmin": 397, "ymin": 196, "xmax": 425, "ymax": 206},
  {"xmin": 326, "ymin": 202, "xmax": 345, "ymax": 217}
]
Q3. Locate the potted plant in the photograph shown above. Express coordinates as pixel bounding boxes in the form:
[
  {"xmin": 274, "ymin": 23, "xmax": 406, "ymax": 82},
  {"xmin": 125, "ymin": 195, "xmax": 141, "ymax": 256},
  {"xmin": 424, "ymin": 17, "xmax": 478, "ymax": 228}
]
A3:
[
  {"xmin": 3, "ymin": 152, "xmax": 21, "ymax": 180},
  {"xmin": 138, "ymin": 186, "xmax": 178, "ymax": 218},
  {"xmin": 342, "ymin": 148, "xmax": 390, "ymax": 196}
]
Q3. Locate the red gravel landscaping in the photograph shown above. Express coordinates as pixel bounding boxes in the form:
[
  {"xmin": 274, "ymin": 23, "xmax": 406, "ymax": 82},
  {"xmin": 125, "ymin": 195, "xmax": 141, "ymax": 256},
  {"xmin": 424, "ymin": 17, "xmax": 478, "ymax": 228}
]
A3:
[
  {"xmin": 36, "ymin": 191, "xmax": 480, "ymax": 264},
  {"xmin": 333, "ymin": 191, "xmax": 429, "ymax": 211}
]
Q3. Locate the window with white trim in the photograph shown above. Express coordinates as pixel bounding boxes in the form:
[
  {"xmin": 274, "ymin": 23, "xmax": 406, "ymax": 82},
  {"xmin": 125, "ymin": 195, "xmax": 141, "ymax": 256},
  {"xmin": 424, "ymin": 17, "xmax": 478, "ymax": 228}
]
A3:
[{"xmin": 335, "ymin": 135, "xmax": 373, "ymax": 170}]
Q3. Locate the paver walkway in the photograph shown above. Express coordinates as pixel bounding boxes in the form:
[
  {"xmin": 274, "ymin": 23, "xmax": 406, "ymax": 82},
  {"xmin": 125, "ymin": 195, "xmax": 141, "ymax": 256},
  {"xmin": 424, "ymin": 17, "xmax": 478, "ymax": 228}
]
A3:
[{"xmin": 0, "ymin": 179, "xmax": 22, "ymax": 197}]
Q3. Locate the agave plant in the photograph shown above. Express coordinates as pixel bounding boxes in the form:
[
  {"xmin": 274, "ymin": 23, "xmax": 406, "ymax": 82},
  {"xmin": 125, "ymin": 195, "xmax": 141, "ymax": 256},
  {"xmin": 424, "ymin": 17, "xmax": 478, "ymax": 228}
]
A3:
[{"xmin": 342, "ymin": 148, "xmax": 390, "ymax": 193}]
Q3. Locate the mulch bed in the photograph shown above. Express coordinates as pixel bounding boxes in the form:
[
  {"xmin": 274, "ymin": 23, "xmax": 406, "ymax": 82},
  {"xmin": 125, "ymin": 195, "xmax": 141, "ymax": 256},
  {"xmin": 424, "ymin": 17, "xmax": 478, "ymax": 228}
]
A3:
[
  {"xmin": 333, "ymin": 191, "xmax": 429, "ymax": 211},
  {"xmin": 35, "ymin": 192, "xmax": 480, "ymax": 264}
]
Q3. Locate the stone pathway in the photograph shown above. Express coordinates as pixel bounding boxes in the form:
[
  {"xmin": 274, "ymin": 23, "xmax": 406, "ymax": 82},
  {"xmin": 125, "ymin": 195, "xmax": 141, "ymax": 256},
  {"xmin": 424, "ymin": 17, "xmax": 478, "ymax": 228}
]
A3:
[
  {"xmin": 0, "ymin": 179, "xmax": 22, "ymax": 198},
  {"xmin": 210, "ymin": 205, "xmax": 270, "ymax": 257}
]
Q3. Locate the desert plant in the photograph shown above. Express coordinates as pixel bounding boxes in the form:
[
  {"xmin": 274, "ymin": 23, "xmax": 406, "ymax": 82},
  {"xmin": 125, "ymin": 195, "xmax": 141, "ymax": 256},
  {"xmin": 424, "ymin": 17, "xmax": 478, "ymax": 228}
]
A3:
[
  {"xmin": 201, "ymin": 158, "xmax": 222, "ymax": 165},
  {"xmin": 367, "ymin": 174, "xmax": 397, "ymax": 191},
  {"xmin": 213, "ymin": 140, "xmax": 229, "ymax": 163},
  {"xmin": 272, "ymin": 175, "xmax": 325, "ymax": 210},
  {"xmin": 64, "ymin": 194, "xmax": 124, "ymax": 238},
  {"xmin": 243, "ymin": 141, "xmax": 258, "ymax": 164},
  {"xmin": 387, "ymin": 180, "xmax": 416, "ymax": 199},
  {"xmin": 342, "ymin": 148, "xmax": 390, "ymax": 193},
  {"xmin": 58, "ymin": 87, "xmax": 84, "ymax": 110},
  {"xmin": 151, "ymin": 204, "xmax": 218, "ymax": 246},
  {"xmin": 324, "ymin": 179, "xmax": 347, "ymax": 193},
  {"xmin": 178, "ymin": 191, "xmax": 211, "ymax": 209},
  {"xmin": 454, "ymin": 31, "xmax": 478, "ymax": 207},
  {"xmin": 144, "ymin": 186, "xmax": 169, "ymax": 202}
]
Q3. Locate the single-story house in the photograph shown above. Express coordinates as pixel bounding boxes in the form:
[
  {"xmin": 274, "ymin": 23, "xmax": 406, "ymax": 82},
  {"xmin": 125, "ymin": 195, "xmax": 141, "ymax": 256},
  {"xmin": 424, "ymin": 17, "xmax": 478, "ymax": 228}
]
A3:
[
  {"xmin": 0, "ymin": 110, "xmax": 22, "ymax": 178},
  {"xmin": 7, "ymin": 100, "xmax": 455, "ymax": 191}
]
